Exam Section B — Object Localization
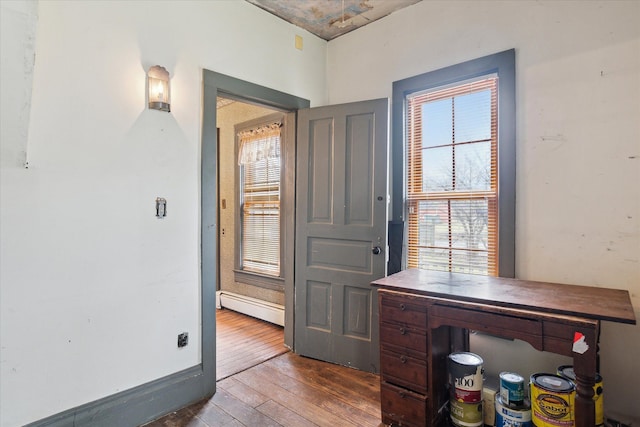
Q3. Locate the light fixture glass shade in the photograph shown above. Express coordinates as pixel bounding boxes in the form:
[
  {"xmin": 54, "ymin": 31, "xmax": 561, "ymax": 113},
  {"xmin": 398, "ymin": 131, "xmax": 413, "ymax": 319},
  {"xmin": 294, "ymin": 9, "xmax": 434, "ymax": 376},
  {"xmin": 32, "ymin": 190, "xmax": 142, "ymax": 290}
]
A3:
[{"xmin": 147, "ymin": 65, "xmax": 170, "ymax": 112}]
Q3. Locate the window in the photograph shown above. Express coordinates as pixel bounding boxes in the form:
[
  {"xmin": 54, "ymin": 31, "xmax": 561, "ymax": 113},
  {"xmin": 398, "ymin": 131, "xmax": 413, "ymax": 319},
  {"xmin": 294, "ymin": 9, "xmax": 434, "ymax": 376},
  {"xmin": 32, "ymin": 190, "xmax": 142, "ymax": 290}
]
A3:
[
  {"xmin": 237, "ymin": 120, "xmax": 282, "ymax": 277},
  {"xmin": 407, "ymin": 78, "xmax": 497, "ymax": 275},
  {"xmin": 392, "ymin": 50, "xmax": 515, "ymax": 277}
]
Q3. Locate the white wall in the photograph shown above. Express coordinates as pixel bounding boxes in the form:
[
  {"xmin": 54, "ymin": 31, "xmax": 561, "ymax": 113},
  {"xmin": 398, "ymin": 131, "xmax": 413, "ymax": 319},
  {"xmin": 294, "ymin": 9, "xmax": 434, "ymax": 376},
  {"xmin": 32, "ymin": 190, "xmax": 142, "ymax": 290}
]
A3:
[
  {"xmin": 0, "ymin": 0, "xmax": 37, "ymax": 169},
  {"xmin": 0, "ymin": 1, "xmax": 326, "ymax": 426},
  {"xmin": 327, "ymin": 0, "xmax": 639, "ymax": 417},
  {"xmin": 2, "ymin": 0, "xmax": 638, "ymax": 424}
]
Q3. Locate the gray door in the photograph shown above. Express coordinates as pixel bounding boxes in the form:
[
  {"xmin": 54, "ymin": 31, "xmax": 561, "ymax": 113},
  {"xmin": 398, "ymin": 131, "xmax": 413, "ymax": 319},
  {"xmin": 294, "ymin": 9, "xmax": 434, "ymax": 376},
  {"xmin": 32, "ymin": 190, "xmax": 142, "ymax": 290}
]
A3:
[{"xmin": 295, "ymin": 98, "xmax": 388, "ymax": 373}]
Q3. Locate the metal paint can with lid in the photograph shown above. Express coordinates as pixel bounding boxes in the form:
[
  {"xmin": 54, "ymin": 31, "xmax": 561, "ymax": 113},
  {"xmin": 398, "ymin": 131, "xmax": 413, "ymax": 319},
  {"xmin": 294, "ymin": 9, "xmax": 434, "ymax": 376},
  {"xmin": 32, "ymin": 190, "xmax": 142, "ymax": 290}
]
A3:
[
  {"xmin": 450, "ymin": 398, "xmax": 484, "ymax": 427},
  {"xmin": 530, "ymin": 373, "xmax": 575, "ymax": 427},
  {"xmin": 557, "ymin": 365, "xmax": 604, "ymax": 426},
  {"xmin": 495, "ymin": 394, "xmax": 532, "ymax": 427},
  {"xmin": 448, "ymin": 352, "xmax": 484, "ymax": 403},
  {"xmin": 500, "ymin": 371, "xmax": 526, "ymax": 406}
]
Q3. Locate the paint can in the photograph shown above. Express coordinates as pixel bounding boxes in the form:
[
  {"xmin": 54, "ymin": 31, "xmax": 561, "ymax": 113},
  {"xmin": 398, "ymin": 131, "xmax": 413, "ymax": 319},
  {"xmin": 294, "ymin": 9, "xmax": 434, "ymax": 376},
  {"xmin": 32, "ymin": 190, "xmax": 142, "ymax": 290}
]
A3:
[
  {"xmin": 557, "ymin": 365, "xmax": 604, "ymax": 426},
  {"xmin": 495, "ymin": 394, "xmax": 532, "ymax": 427},
  {"xmin": 500, "ymin": 371, "xmax": 526, "ymax": 406},
  {"xmin": 448, "ymin": 352, "xmax": 484, "ymax": 403},
  {"xmin": 530, "ymin": 373, "xmax": 575, "ymax": 427},
  {"xmin": 450, "ymin": 398, "xmax": 484, "ymax": 427}
]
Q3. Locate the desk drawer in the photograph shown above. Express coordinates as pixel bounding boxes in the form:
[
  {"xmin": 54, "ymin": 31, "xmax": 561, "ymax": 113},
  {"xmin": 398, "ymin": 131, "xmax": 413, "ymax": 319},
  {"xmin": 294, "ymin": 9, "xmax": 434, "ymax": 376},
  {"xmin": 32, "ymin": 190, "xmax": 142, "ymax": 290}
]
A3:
[
  {"xmin": 381, "ymin": 381, "xmax": 427, "ymax": 427},
  {"xmin": 380, "ymin": 322, "xmax": 427, "ymax": 354},
  {"xmin": 380, "ymin": 292, "xmax": 427, "ymax": 328},
  {"xmin": 381, "ymin": 349, "xmax": 427, "ymax": 393},
  {"xmin": 430, "ymin": 304, "xmax": 543, "ymax": 348}
]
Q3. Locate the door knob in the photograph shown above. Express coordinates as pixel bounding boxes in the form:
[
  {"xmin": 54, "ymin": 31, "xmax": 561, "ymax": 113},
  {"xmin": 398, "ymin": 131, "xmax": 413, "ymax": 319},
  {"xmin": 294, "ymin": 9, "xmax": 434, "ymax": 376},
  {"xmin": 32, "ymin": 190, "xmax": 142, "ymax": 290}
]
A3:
[{"xmin": 372, "ymin": 246, "xmax": 381, "ymax": 255}]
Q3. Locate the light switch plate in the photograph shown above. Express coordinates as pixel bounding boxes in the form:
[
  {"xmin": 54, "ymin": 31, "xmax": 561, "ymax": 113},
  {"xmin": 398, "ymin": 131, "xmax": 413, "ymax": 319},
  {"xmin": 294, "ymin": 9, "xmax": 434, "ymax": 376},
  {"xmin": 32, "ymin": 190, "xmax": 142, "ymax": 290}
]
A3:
[{"xmin": 156, "ymin": 197, "xmax": 167, "ymax": 218}]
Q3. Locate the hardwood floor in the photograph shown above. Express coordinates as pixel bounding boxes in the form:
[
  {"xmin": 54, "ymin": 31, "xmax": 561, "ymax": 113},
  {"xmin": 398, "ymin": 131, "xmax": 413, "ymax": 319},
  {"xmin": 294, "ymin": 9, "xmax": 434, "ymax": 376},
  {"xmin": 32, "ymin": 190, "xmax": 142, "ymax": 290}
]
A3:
[
  {"xmin": 216, "ymin": 308, "xmax": 288, "ymax": 381},
  {"xmin": 143, "ymin": 309, "xmax": 383, "ymax": 427}
]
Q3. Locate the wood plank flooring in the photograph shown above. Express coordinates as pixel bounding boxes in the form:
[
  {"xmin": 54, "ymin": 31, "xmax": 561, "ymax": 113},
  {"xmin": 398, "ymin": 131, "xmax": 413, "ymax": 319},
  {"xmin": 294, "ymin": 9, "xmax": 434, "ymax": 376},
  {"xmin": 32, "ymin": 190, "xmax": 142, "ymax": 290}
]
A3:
[
  {"xmin": 143, "ymin": 309, "xmax": 383, "ymax": 427},
  {"xmin": 216, "ymin": 308, "xmax": 288, "ymax": 381}
]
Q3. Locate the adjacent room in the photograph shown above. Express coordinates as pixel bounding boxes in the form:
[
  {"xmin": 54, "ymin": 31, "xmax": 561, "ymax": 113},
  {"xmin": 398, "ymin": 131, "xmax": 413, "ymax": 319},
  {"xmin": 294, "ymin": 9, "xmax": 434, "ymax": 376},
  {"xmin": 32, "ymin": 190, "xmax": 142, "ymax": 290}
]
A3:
[{"xmin": 1, "ymin": 1, "xmax": 638, "ymax": 426}]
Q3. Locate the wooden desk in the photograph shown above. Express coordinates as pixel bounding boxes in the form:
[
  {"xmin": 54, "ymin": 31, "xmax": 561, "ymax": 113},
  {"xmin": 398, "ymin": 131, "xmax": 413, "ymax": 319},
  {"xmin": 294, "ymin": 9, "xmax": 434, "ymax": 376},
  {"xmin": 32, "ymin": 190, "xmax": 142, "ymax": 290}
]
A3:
[{"xmin": 371, "ymin": 269, "xmax": 636, "ymax": 427}]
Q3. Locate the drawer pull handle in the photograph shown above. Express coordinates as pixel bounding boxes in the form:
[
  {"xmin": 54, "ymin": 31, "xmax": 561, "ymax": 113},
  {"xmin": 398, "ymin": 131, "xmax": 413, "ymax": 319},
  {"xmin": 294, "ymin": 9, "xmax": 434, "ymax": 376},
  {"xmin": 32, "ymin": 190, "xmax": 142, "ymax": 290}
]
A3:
[
  {"xmin": 400, "ymin": 356, "xmax": 407, "ymax": 364},
  {"xmin": 400, "ymin": 304, "xmax": 406, "ymax": 311},
  {"xmin": 399, "ymin": 327, "xmax": 406, "ymax": 335}
]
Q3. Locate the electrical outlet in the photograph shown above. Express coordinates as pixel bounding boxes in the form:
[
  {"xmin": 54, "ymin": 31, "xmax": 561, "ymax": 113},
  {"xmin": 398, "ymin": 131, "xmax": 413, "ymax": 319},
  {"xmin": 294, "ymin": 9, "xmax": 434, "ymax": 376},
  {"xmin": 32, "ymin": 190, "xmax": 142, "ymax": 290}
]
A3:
[{"xmin": 177, "ymin": 332, "xmax": 188, "ymax": 348}]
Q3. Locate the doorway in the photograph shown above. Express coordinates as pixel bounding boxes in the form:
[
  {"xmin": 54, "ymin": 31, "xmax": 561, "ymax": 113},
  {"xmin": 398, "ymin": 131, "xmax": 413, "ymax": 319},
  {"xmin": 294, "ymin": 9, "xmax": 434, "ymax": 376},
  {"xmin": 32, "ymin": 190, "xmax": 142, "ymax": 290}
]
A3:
[
  {"xmin": 215, "ymin": 95, "xmax": 289, "ymax": 379},
  {"xmin": 201, "ymin": 70, "xmax": 310, "ymax": 391},
  {"xmin": 202, "ymin": 70, "xmax": 387, "ymax": 389}
]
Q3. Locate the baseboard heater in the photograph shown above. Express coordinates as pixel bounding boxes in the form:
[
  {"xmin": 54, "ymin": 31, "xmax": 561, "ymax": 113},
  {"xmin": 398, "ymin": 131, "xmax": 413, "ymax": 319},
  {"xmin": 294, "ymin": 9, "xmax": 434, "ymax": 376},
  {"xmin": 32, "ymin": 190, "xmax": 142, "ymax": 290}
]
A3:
[{"xmin": 216, "ymin": 291, "xmax": 284, "ymax": 327}]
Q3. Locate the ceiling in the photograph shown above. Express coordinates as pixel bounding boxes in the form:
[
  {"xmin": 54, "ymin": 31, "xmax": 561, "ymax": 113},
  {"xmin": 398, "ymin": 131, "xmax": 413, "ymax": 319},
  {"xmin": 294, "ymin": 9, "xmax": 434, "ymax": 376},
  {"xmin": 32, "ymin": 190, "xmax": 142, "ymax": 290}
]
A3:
[{"xmin": 245, "ymin": 0, "xmax": 421, "ymax": 41}]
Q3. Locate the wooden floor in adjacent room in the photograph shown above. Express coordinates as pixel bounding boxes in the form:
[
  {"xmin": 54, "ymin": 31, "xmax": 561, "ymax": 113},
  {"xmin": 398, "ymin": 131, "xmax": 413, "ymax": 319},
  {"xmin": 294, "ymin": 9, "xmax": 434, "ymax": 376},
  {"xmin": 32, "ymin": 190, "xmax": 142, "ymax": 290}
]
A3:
[
  {"xmin": 143, "ymin": 309, "xmax": 383, "ymax": 427},
  {"xmin": 216, "ymin": 308, "xmax": 288, "ymax": 381}
]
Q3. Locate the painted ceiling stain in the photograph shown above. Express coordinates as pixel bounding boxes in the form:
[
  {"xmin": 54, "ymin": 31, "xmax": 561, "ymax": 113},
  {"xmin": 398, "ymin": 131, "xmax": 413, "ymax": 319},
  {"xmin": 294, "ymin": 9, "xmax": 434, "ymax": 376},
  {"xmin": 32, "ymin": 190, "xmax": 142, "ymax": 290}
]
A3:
[{"xmin": 245, "ymin": 0, "xmax": 421, "ymax": 40}]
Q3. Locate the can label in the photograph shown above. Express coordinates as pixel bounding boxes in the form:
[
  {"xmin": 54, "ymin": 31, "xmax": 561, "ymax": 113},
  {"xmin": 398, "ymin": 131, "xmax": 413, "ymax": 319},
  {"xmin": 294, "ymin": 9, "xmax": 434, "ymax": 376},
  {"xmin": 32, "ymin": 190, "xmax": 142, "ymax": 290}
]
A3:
[
  {"xmin": 448, "ymin": 352, "xmax": 484, "ymax": 403},
  {"xmin": 593, "ymin": 379, "xmax": 604, "ymax": 426},
  {"xmin": 500, "ymin": 372, "xmax": 525, "ymax": 405},
  {"xmin": 530, "ymin": 375, "xmax": 575, "ymax": 427},
  {"xmin": 450, "ymin": 399, "xmax": 483, "ymax": 427},
  {"xmin": 532, "ymin": 393, "xmax": 573, "ymax": 425},
  {"xmin": 452, "ymin": 386, "xmax": 482, "ymax": 403},
  {"xmin": 495, "ymin": 395, "xmax": 532, "ymax": 427}
]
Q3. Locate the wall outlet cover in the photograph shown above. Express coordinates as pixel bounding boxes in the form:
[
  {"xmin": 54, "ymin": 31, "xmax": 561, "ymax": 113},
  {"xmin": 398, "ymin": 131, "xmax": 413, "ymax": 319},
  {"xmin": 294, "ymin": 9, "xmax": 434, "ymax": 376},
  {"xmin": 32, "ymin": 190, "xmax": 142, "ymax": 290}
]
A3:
[{"xmin": 177, "ymin": 332, "xmax": 188, "ymax": 348}]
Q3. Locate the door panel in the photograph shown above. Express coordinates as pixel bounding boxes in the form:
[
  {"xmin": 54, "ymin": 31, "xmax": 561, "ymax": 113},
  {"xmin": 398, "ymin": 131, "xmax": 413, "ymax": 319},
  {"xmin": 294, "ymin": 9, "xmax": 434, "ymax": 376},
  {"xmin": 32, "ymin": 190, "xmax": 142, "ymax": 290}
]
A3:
[
  {"xmin": 295, "ymin": 98, "xmax": 388, "ymax": 373},
  {"xmin": 346, "ymin": 113, "xmax": 374, "ymax": 225},
  {"xmin": 308, "ymin": 237, "xmax": 371, "ymax": 272},
  {"xmin": 308, "ymin": 118, "xmax": 333, "ymax": 222}
]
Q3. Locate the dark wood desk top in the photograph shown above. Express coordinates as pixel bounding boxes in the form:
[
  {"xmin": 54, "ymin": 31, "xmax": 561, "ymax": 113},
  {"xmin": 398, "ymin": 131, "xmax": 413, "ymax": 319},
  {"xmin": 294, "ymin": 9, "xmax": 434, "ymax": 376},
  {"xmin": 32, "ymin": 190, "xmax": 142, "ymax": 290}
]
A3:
[{"xmin": 371, "ymin": 269, "xmax": 636, "ymax": 325}]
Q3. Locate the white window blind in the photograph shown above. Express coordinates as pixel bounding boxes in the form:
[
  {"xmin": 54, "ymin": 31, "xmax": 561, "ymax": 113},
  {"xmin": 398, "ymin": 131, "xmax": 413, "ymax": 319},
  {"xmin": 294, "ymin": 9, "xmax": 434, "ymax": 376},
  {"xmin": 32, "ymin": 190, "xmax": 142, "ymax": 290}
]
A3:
[
  {"xmin": 238, "ymin": 123, "xmax": 281, "ymax": 276},
  {"xmin": 406, "ymin": 77, "xmax": 498, "ymax": 276}
]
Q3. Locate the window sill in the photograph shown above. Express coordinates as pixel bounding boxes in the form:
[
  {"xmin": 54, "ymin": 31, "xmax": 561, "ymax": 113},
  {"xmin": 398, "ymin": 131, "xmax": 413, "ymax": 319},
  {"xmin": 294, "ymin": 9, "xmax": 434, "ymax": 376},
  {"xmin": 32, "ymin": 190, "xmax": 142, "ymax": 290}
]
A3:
[{"xmin": 233, "ymin": 269, "xmax": 284, "ymax": 292}]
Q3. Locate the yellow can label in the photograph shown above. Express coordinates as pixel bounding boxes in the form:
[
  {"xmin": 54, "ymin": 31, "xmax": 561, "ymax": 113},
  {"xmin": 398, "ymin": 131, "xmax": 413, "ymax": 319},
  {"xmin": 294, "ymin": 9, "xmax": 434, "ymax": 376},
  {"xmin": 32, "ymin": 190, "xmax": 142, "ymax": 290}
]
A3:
[
  {"xmin": 594, "ymin": 381, "xmax": 604, "ymax": 426},
  {"xmin": 531, "ymin": 390, "xmax": 574, "ymax": 427}
]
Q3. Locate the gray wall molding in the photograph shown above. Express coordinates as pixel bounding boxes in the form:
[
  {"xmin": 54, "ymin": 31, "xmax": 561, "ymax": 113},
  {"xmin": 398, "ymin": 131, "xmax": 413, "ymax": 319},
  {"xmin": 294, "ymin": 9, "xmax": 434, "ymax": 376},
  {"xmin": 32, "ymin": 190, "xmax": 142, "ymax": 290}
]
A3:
[{"xmin": 25, "ymin": 365, "xmax": 205, "ymax": 427}]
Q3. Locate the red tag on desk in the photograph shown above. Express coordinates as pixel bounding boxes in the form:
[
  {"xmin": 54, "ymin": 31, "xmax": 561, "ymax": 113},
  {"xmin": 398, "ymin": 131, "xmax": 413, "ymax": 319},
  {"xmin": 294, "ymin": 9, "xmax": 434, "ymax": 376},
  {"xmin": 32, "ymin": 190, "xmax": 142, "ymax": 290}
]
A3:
[{"xmin": 573, "ymin": 332, "xmax": 589, "ymax": 354}]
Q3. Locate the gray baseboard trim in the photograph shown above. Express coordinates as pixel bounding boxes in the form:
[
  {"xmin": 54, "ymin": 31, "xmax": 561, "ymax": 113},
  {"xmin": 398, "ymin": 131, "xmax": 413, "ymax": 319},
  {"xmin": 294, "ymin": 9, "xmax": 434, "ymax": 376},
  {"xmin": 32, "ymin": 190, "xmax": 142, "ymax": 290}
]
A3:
[{"xmin": 25, "ymin": 364, "xmax": 212, "ymax": 427}]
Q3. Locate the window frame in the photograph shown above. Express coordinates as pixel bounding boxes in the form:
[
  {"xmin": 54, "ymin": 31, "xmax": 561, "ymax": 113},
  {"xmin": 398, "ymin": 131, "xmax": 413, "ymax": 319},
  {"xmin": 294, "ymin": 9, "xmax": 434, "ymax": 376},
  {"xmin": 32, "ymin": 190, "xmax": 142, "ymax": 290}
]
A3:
[
  {"xmin": 234, "ymin": 113, "xmax": 286, "ymax": 290},
  {"xmin": 391, "ymin": 49, "xmax": 516, "ymax": 277}
]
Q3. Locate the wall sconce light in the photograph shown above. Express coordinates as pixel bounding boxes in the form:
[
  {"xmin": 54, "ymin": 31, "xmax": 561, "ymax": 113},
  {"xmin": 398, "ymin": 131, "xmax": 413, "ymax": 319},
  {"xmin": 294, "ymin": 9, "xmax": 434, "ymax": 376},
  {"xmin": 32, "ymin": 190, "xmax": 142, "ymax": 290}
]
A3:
[{"xmin": 147, "ymin": 65, "xmax": 170, "ymax": 112}]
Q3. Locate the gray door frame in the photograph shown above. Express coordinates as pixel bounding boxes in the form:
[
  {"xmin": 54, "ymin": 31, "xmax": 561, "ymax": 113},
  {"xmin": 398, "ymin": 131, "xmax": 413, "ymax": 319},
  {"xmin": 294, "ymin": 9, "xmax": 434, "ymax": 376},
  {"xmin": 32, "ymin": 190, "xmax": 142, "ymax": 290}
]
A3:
[{"xmin": 201, "ymin": 70, "xmax": 310, "ymax": 386}]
